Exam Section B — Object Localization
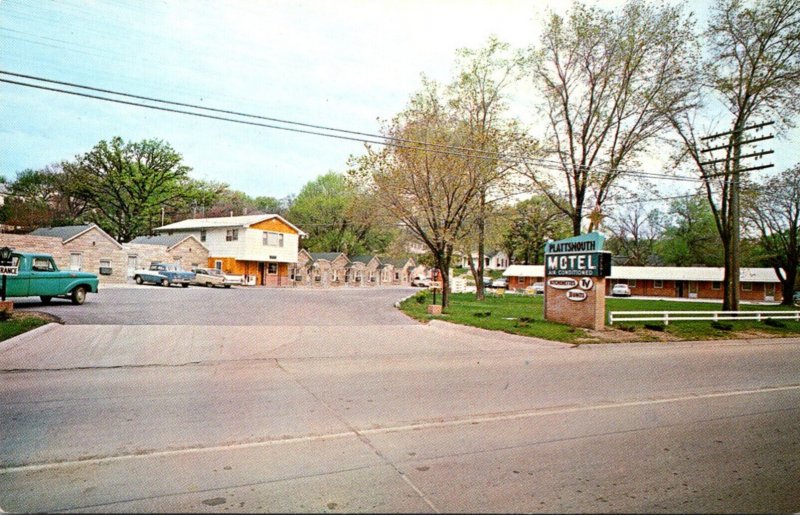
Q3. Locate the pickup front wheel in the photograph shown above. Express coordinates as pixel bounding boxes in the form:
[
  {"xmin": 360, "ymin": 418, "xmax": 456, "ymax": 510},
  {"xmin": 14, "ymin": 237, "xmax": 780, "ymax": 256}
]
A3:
[
  {"xmin": 134, "ymin": 276, "xmax": 143, "ymax": 285},
  {"xmin": 71, "ymin": 286, "xmax": 87, "ymax": 305},
  {"xmin": 40, "ymin": 296, "xmax": 52, "ymax": 305}
]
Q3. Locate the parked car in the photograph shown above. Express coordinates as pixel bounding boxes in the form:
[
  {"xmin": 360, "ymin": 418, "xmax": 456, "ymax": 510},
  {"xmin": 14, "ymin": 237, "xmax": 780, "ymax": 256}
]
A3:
[
  {"xmin": 132, "ymin": 263, "xmax": 194, "ymax": 287},
  {"xmin": 223, "ymin": 272, "xmax": 244, "ymax": 286},
  {"xmin": 192, "ymin": 267, "xmax": 234, "ymax": 288},
  {"xmin": 532, "ymin": 282, "xmax": 545, "ymax": 294},
  {"xmin": 482, "ymin": 276, "xmax": 493, "ymax": 288},
  {"xmin": 1, "ymin": 250, "xmax": 98, "ymax": 305},
  {"xmin": 491, "ymin": 277, "xmax": 508, "ymax": 289},
  {"xmin": 793, "ymin": 291, "xmax": 800, "ymax": 306},
  {"xmin": 612, "ymin": 283, "xmax": 632, "ymax": 297},
  {"xmin": 411, "ymin": 275, "xmax": 431, "ymax": 287}
]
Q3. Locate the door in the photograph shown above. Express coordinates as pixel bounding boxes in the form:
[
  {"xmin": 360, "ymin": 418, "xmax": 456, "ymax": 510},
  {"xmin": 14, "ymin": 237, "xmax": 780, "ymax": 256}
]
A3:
[
  {"xmin": 688, "ymin": 281, "xmax": 699, "ymax": 298},
  {"xmin": 677, "ymin": 281, "xmax": 684, "ymax": 298},
  {"xmin": 765, "ymin": 283, "xmax": 776, "ymax": 301},
  {"xmin": 127, "ymin": 255, "xmax": 138, "ymax": 278}
]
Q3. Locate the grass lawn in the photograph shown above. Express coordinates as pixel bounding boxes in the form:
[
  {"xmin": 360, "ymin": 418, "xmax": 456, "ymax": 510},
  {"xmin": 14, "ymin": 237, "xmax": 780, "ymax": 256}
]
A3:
[
  {"xmin": 399, "ymin": 291, "xmax": 800, "ymax": 343},
  {"xmin": 0, "ymin": 314, "xmax": 50, "ymax": 342}
]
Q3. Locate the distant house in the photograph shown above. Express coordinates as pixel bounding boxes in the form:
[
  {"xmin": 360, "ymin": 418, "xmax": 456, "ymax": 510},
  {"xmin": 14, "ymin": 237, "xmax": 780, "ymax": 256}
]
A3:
[
  {"xmin": 458, "ymin": 250, "xmax": 510, "ymax": 270},
  {"xmin": 381, "ymin": 257, "xmax": 417, "ymax": 286},
  {"xmin": 126, "ymin": 234, "xmax": 209, "ymax": 275},
  {"xmin": 348, "ymin": 255, "xmax": 382, "ymax": 286},
  {"xmin": 155, "ymin": 214, "xmax": 305, "ymax": 287},
  {"xmin": 309, "ymin": 252, "xmax": 351, "ymax": 287}
]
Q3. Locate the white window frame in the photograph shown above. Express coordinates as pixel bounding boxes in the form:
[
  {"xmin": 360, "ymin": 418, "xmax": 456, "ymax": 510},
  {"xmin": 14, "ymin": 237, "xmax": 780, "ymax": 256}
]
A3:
[
  {"xmin": 263, "ymin": 231, "xmax": 284, "ymax": 247},
  {"xmin": 654, "ymin": 280, "xmax": 664, "ymax": 289},
  {"xmin": 69, "ymin": 252, "xmax": 82, "ymax": 271},
  {"xmin": 226, "ymin": 229, "xmax": 238, "ymax": 241}
]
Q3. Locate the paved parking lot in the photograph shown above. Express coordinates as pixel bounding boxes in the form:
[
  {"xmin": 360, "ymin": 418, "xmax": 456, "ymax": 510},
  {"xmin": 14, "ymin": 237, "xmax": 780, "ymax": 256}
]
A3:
[{"xmin": 12, "ymin": 285, "xmax": 420, "ymax": 326}]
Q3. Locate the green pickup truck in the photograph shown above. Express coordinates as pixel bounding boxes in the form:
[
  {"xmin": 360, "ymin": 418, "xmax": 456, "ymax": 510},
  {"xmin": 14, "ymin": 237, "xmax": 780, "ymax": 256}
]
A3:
[{"xmin": 2, "ymin": 252, "xmax": 99, "ymax": 305}]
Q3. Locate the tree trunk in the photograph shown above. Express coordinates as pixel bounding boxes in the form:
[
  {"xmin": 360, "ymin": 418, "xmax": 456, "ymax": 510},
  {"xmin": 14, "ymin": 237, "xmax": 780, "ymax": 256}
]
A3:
[
  {"xmin": 779, "ymin": 262, "xmax": 798, "ymax": 306},
  {"xmin": 476, "ymin": 188, "xmax": 486, "ymax": 301}
]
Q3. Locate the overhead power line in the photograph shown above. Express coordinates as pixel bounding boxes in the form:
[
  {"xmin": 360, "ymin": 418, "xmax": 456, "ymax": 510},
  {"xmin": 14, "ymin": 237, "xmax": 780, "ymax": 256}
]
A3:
[{"xmin": 0, "ymin": 70, "xmax": 705, "ymax": 183}]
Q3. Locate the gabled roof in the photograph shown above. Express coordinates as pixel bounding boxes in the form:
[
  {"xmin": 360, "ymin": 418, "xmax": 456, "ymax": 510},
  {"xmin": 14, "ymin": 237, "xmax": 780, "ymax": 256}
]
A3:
[
  {"xmin": 310, "ymin": 252, "xmax": 350, "ymax": 264},
  {"xmin": 350, "ymin": 255, "xmax": 380, "ymax": 265},
  {"xmin": 30, "ymin": 223, "xmax": 122, "ymax": 248},
  {"xmin": 155, "ymin": 214, "xmax": 306, "ymax": 236},
  {"xmin": 383, "ymin": 257, "xmax": 415, "ymax": 269},
  {"xmin": 128, "ymin": 234, "xmax": 207, "ymax": 251}
]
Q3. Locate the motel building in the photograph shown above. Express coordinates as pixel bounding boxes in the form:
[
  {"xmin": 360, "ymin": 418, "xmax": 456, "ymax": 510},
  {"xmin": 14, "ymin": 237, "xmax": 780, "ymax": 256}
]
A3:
[
  {"xmin": 155, "ymin": 214, "xmax": 306, "ymax": 287},
  {"xmin": 503, "ymin": 265, "xmax": 784, "ymax": 302}
]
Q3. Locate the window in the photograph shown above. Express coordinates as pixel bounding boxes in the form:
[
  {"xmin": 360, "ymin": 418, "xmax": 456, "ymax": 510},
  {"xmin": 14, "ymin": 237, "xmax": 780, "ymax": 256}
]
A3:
[
  {"xmin": 742, "ymin": 282, "xmax": 752, "ymax": 291},
  {"xmin": 263, "ymin": 231, "xmax": 284, "ymax": 247},
  {"xmin": 200, "ymin": 230, "xmax": 207, "ymax": 242},
  {"xmin": 712, "ymin": 281, "xmax": 721, "ymax": 290},
  {"xmin": 654, "ymin": 280, "xmax": 664, "ymax": 289},
  {"xmin": 267, "ymin": 263, "xmax": 278, "ymax": 275},
  {"xmin": 226, "ymin": 229, "xmax": 238, "ymax": 241},
  {"xmin": 99, "ymin": 259, "xmax": 112, "ymax": 275},
  {"xmin": 629, "ymin": 279, "xmax": 637, "ymax": 288},
  {"xmin": 215, "ymin": 260, "xmax": 222, "ymax": 270},
  {"xmin": 69, "ymin": 253, "xmax": 82, "ymax": 271},
  {"xmin": 33, "ymin": 257, "xmax": 56, "ymax": 272}
]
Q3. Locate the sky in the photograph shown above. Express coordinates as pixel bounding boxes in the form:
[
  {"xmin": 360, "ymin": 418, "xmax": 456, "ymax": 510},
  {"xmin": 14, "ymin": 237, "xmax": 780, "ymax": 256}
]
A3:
[{"xmin": 1, "ymin": 0, "xmax": 797, "ymax": 203}]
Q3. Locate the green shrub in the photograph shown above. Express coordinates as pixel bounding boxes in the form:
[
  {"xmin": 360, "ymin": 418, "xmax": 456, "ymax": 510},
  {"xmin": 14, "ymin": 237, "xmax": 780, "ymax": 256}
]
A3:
[
  {"xmin": 764, "ymin": 318, "xmax": 785, "ymax": 328},
  {"xmin": 473, "ymin": 311, "xmax": 492, "ymax": 318},
  {"xmin": 644, "ymin": 323, "xmax": 666, "ymax": 332},
  {"xmin": 617, "ymin": 324, "xmax": 636, "ymax": 332},
  {"xmin": 518, "ymin": 316, "xmax": 533, "ymax": 323},
  {"xmin": 710, "ymin": 321, "xmax": 733, "ymax": 331},
  {"xmin": 414, "ymin": 293, "xmax": 427, "ymax": 304},
  {"xmin": 0, "ymin": 310, "xmax": 10, "ymax": 321}
]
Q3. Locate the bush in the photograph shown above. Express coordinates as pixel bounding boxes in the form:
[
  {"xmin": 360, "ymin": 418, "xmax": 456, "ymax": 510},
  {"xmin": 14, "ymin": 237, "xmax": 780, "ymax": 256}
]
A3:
[
  {"xmin": 644, "ymin": 323, "xmax": 666, "ymax": 332},
  {"xmin": 0, "ymin": 310, "xmax": 10, "ymax": 322},
  {"xmin": 617, "ymin": 324, "xmax": 636, "ymax": 332},
  {"xmin": 764, "ymin": 318, "xmax": 785, "ymax": 328},
  {"xmin": 710, "ymin": 321, "xmax": 733, "ymax": 331},
  {"xmin": 414, "ymin": 292, "xmax": 427, "ymax": 304}
]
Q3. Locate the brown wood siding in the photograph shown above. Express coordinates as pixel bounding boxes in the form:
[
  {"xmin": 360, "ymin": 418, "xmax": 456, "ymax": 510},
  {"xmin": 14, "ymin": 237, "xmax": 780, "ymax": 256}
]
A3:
[{"xmin": 249, "ymin": 218, "xmax": 298, "ymax": 234}]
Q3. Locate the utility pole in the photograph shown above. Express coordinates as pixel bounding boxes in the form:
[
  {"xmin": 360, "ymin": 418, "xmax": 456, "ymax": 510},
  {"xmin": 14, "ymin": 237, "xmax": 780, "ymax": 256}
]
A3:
[{"xmin": 700, "ymin": 121, "xmax": 774, "ymax": 311}]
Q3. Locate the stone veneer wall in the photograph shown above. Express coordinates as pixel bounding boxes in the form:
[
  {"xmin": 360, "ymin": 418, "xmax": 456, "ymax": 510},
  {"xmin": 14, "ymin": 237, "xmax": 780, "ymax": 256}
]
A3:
[{"xmin": 0, "ymin": 233, "xmax": 209, "ymax": 284}]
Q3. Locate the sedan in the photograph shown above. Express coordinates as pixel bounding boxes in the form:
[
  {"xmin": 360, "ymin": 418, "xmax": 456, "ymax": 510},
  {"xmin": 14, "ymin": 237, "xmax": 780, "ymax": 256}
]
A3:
[
  {"xmin": 192, "ymin": 267, "xmax": 229, "ymax": 288},
  {"xmin": 612, "ymin": 283, "xmax": 632, "ymax": 297}
]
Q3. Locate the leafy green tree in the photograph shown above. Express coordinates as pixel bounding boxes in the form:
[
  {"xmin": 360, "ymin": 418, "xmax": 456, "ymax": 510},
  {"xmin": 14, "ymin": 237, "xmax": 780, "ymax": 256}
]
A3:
[
  {"xmin": 656, "ymin": 197, "xmax": 724, "ymax": 267},
  {"xmin": 502, "ymin": 196, "xmax": 571, "ymax": 265},
  {"xmin": 2, "ymin": 164, "xmax": 88, "ymax": 229},
  {"xmin": 288, "ymin": 171, "xmax": 391, "ymax": 254},
  {"xmin": 67, "ymin": 137, "xmax": 194, "ymax": 241}
]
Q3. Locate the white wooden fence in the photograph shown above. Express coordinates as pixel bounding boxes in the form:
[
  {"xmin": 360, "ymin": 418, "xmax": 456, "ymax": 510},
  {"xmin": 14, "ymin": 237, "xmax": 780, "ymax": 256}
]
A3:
[{"xmin": 608, "ymin": 310, "xmax": 800, "ymax": 326}]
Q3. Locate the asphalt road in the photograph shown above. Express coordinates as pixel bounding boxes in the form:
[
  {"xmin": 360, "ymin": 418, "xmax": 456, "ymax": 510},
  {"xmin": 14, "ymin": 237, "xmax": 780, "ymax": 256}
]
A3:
[
  {"xmin": 10, "ymin": 285, "xmax": 420, "ymax": 325},
  {"xmin": 1, "ymin": 287, "xmax": 799, "ymax": 512}
]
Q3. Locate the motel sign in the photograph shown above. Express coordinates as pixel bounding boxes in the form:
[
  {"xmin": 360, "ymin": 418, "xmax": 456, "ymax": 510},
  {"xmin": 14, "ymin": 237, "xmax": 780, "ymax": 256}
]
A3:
[{"xmin": 544, "ymin": 233, "xmax": 612, "ymax": 277}]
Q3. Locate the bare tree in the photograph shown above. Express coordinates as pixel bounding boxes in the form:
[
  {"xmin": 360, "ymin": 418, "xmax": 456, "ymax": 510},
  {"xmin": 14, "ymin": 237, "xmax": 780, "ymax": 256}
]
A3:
[
  {"xmin": 746, "ymin": 165, "xmax": 800, "ymax": 305},
  {"xmin": 524, "ymin": 0, "xmax": 697, "ymax": 235},
  {"xmin": 606, "ymin": 204, "xmax": 663, "ymax": 265},
  {"xmin": 448, "ymin": 37, "xmax": 525, "ymax": 300},
  {"xmin": 350, "ymin": 82, "xmax": 482, "ymax": 308},
  {"xmin": 669, "ymin": 0, "xmax": 800, "ymax": 310}
]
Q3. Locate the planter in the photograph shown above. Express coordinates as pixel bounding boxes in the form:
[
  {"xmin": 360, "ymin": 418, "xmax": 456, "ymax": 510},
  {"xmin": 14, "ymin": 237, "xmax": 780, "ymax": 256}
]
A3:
[
  {"xmin": 427, "ymin": 304, "xmax": 442, "ymax": 315},
  {"xmin": 0, "ymin": 300, "xmax": 13, "ymax": 314}
]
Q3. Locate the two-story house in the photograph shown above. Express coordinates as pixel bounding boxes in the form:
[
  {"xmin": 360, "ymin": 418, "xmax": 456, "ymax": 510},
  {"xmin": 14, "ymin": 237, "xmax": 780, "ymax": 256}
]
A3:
[{"xmin": 155, "ymin": 214, "xmax": 306, "ymax": 287}]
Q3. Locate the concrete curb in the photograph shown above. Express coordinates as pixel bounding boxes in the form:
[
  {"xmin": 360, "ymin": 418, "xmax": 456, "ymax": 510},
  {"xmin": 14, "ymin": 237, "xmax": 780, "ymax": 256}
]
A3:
[
  {"xmin": 427, "ymin": 319, "xmax": 571, "ymax": 348},
  {"xmin": 0, "ymin": 322, "xmax": 61, "ymax": 353}
]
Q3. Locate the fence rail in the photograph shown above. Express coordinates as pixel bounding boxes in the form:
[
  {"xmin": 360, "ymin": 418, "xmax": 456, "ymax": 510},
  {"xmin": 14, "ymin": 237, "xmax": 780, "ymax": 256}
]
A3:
[{"xmin": 608, "ymin": 310, "xmax": 800, "ymax": 326}]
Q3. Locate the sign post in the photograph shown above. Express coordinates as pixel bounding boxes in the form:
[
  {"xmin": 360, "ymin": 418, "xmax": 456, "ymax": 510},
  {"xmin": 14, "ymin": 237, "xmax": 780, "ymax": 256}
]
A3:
[
  {"xmin": 543, "ymin": 233, "xmax": 611, "ymax": 330},
  {"xmin": 0, "ymin": 246, "xmax": 17, "ymax": 313},
  {"xmin": 428, "ymin": 268, "xmax": 443, "ymax": 315}
]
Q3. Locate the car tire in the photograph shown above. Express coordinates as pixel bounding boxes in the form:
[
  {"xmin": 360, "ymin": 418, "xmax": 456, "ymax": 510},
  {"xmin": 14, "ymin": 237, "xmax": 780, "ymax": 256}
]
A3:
[
  {"xmin": 134, "ymin": 275, "xmax": 143, "ymax": 285},
  {"xmin": 224, "ymin": 285, "xmax": 231, "ymax": 288},
  {"xmin": 40, "ymin": 296, "xmax": 52, "ymax": 304},
  {"xmin": 161, "ymin": 278, "xmax": 170, "ymax": 287},
  {"xmin": 182, "ymin": 283, "xmax": 189, "ymax": 288},
  {"xmin": 206, "ymin": 282, "xmax": 212, "ymax": 288},
  {"xmin": 71, "ymin": 286, "xmax": 87, "ymax": 305}
]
